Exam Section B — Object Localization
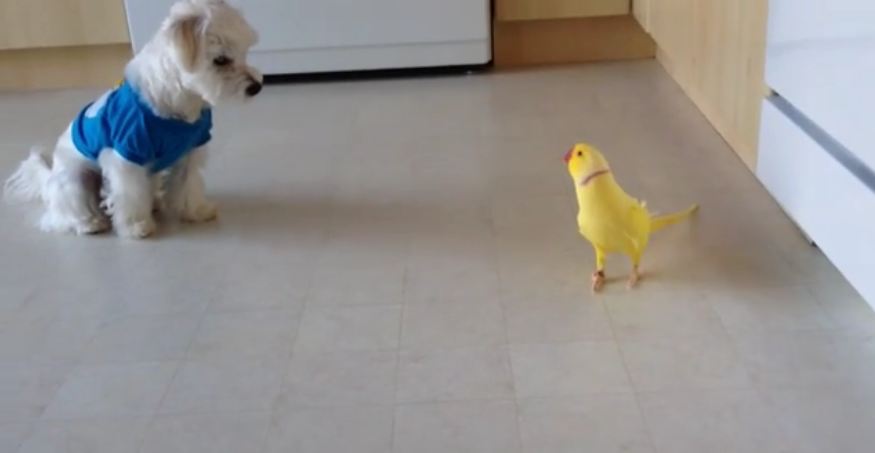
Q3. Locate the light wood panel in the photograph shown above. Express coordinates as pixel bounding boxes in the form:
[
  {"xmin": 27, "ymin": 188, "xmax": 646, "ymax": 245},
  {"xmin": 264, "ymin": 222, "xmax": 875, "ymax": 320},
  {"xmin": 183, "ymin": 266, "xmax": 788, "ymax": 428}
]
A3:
[
  {"xmin": 0, "ymin": 44, "xmax": 132, "ymax": 91},
  {"xmin": 496, "ymin": 0, "xmax": 630, "ymax": 21},
  {"xmin": 633, "ymin": 0, "xmax": 651, "ymax": 32},
  {"xmin": 644, "ymin": 0, "xmax": 768, "ymax": 168},
  {"xmin": 494, "ymin": 15, "xmax": 655, "ymax": 67},
  {"xmin": 0, "ymin": 0, "xmax": 130, "ymax": 50}
]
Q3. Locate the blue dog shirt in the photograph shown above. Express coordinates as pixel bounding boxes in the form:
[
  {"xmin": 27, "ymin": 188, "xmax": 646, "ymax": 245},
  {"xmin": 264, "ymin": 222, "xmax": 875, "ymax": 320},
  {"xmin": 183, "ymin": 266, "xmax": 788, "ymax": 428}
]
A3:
[{"xmin": 71, "ymin": 81, "xmax": 212, "ymax": 173}]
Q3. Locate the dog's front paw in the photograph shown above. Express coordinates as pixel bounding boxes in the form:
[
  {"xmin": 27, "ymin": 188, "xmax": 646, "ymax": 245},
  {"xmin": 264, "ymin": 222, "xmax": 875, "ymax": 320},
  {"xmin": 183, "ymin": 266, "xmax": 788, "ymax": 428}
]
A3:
[
  {"xmin": 182, "ymin": 201, "xmax": 218, "ymax": 223},
  {"xmin": 75, "ymin": 216, "xmax": 111, "ymax": 235},
  {"xmin": 116, "ymin": 217, "xmax": 156, "ymax": 239}
]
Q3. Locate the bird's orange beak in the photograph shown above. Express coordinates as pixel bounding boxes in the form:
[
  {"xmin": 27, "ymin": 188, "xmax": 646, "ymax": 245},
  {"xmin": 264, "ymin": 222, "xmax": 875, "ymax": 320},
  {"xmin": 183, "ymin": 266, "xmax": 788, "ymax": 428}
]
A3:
[{"xmin": 563, "ymin": 147, "xmax": 573, "ymax": 164}]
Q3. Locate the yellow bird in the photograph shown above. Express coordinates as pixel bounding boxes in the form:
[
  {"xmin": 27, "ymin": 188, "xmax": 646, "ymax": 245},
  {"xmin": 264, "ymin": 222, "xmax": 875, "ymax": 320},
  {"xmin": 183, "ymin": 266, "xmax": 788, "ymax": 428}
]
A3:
[{"xmin": 564, "ymin": 143, "xmax": 698, "ymax": 291}]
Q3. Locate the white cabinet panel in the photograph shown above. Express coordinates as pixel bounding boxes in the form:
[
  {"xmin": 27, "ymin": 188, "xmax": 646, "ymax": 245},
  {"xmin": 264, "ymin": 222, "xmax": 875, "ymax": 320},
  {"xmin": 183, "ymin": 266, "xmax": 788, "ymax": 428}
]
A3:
[
  {"xmin": 246, "ymin": 0, "xmax": 489, "ymax": 51},
  {"xmin": 758, "ymin": 99, "xmax": 875, "ymax": 307},
  {"xmin": 125, "ymin": 0, "xmax": 491, "ymax": 74},
  {"xmin": 766, "ymin": 0, "xmax": 875, "ymax": 171}
]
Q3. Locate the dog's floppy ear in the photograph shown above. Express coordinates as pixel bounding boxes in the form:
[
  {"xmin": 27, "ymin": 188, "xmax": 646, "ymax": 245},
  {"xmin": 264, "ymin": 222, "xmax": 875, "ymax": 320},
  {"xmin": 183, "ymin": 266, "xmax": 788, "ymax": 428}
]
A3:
[{"xmin": 167, "ymin": 6, "xmax": 205, "ymax": 72}]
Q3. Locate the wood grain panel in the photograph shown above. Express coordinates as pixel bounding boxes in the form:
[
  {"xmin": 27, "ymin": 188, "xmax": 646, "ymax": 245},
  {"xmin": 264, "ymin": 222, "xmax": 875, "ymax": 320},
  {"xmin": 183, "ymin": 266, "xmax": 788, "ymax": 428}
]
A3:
[
  {"xmin": 0, "ymin": 0, "xmax": 130, "ymax": 50},
  {"xmin": 497, "ymin": 0, "xmax": 630, "ymax": 21},
  {"xmin": 494, "ymin": 15, "xmax": 655, "ymax": 67},
  {"xmin": 0, "ymin": 44, "xmax": 132, "ymax": 91},
  {"xmin": 633, "ymin": 0, "xmax": 651, "ymax": 32},
  {"xmin": 648, "ymin": 0, "xmax": 768, "ymax": 168}
]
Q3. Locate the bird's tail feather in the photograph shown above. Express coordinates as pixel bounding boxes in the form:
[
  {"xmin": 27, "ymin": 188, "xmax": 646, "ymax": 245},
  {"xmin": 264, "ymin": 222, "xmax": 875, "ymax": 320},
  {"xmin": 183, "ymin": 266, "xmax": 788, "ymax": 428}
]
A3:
[{"xmin": 650, "ymin": 204, "xmax": 699, "ymax": 232}]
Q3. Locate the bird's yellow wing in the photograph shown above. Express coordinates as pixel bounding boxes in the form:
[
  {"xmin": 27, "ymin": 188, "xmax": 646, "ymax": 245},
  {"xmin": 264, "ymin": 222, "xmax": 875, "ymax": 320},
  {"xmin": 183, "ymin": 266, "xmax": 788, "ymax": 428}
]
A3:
[{"xmin": 578, "ymin": 200, "xmax": 648, "ymax": 255}]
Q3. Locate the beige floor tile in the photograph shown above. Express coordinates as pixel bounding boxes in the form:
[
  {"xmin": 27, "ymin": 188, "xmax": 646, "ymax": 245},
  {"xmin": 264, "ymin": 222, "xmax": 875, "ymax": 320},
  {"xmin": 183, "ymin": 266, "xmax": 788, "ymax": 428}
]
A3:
[
  {"xmin": 730, "ymin": 330, "xmax": 851, "ymax": 388},
  {"xmin": 619, "ymin": 333, "xmax": 751, "ymax": 391},
  {"xmin": 809, "ymin": 282, "xmax": 875, "ymax": 335},
  {"xmin": 206, "ymin": 252, "xmax": 311, "ymax": 314},
  {"xmin": 761, "ymin": 384, "xmax": 875, "ymax": 453},
  {"xmin": 0, "ymin": 315, "xmax": 104, "ymax": 363},
  {"xmin": 510, "ymin": 342, "xmax": 631, "ymax": 397},
  {"xmin": 81, "ymin": 315, "xmax": 201, "ymax": 364},
  {"xmin": 0, "ymin": 423, "xmax": 32, "ymax": 453},
  {"xmin": 42, "ymin": 362, "xmax": 177, "ymax": 420},
  {"xmin": 187, "ymin": 310, "xmax": 298, "ymax": 361},
  {"xmin": 159, "ymin": 358, "xmax": 285, "ymax": 415},
  {"xmin": 639, "ymin": 389, "xmax": 803, "ymax": 453},
  {"xmin": 404, "ymin": 240, "xmax": 499, "ymax": 305},
  {"xmin": 401, "ymin": 300, "xmax": 506, "ymax": 351},
  {"xmin": 307, "ymin": 245, "xmax": 407, "ymax": 307},
  {"xmin": 707, "ymin": 287, "xmax": 834, "ymax": 333},
  {"xmin": 0, "ymin": 362, "xmax": 73, "ymax": 422},
  {"xmin": 282, "ymin": 350, "xmax": 396, "ymax": 407},
  {"xmin": 518, "ymin": 395, "xmax": 654, "ymax": 453},
  {"xmin": 604, "ymin": 290, "xmax": 725, "ymax": 340},
  {"xmin": 0, "ymin": 286, "xmax": 32, "ymax": 318},
  {"xmin": 393, "ymin": 400, "xmax": 521, "ymax": 453},
  {"xmin": 294, "ymin": 305, "xmax": 401, "ymax": 353},
  {"xmin": 140, "ymin": 412, "xmax": 270, "ymax": 453},
  {"xmin": 266, "ymin": 404, "xmax": 393, "ymax": 453},
  {"xmin": 17, "ymin": 418, "xmax": 148, "ymax": 453},
  {"xmin": 502, "ymin": 287, "xmax": 614, "ymax": 344},
  {"xmin": 396, "ymin": 346, "xmax": 514, "ymax": 403}
]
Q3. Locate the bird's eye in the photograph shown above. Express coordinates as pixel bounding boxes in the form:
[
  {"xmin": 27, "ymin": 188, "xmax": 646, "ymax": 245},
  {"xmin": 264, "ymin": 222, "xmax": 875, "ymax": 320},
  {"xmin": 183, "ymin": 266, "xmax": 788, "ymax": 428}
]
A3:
[
  {"xmin": 213, "ymin": 56, "xmax": 232, "ymax": 67},
  {"xmin": 577, "ymin": 151, "xmax": 583, "ymax": 156}
]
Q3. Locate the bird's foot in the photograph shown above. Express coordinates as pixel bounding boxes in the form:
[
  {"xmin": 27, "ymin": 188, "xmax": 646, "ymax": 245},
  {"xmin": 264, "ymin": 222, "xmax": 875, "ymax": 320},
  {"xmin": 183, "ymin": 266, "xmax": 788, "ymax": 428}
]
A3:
[
  {"xmin": 627, "ymin": 269, "xmax": 640, "ymax": 289},
  {"xmin": 592, "ymin": 270, "xmax": 606, "ymax": 292}
]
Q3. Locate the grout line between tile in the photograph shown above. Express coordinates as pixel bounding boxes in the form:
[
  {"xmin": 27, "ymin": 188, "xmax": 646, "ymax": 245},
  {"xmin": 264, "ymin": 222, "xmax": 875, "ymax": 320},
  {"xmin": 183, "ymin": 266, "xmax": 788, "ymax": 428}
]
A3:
[
  {"xmin": 489, "ymin": 200, "xmax": 527, "ymax": 453},
  {"xmin": 389, "ymin": 235, "xmax": 412, "ymax": 453},
  {"xmin": 604, "ymin": 297, "xmax": 661, "ymax": 453},
  {"xmin": 136, "ymin": 292, "xmax": 216, "ymax": 453}
]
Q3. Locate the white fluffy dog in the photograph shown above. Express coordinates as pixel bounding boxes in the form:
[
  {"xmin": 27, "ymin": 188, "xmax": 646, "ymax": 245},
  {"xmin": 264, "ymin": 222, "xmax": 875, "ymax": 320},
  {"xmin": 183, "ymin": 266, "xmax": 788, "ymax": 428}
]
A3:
[{"xmin": 4, "ymin": 0, "xmax": 262, "ymax": 238}]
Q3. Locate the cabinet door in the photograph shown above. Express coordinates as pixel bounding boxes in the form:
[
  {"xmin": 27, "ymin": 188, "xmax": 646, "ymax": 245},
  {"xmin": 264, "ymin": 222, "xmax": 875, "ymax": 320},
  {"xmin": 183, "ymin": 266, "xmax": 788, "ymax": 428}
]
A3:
[
  {"xmin": 649, "ymin": 0, "xmax": 695, "ymax": 64},
  {"xmin": 127, "ymin": 0, "xmax": 490, "ymax": 53},
  {"xmin": 496, "ymin": 0, "xmax": 630, "ymax": 21},
  {"xmin": 247, "ymin": 0, "xmax": 490, "ymax": 51},
  {"xmin": 766, "ymin": 0, "xmax": 875, "ymax": 172},
  {"xmin": 0, "ymin": 0, "xmax": 129, "ymax": 50},
  {"xmin": 633, "ymin": 0, "xmax": 651, "ymax": 32},
  {"xmin": 649, "ymin": 0, "xmax": 768, "ymax": 165}
]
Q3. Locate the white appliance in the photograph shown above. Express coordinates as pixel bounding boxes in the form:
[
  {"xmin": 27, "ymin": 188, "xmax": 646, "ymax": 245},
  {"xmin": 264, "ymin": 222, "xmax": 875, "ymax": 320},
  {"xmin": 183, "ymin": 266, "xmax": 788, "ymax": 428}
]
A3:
[
  {"xmin": 124, "ymin": 0, "xmax": 492, "ymax": 75},
  {"xmin": 757, "ymin": 0, "xmax": 875, "ymax": 306}
]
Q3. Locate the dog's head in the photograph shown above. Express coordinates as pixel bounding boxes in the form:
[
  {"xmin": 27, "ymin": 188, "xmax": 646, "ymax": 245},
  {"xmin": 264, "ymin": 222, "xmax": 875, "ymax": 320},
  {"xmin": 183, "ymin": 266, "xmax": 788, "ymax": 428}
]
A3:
[{"xmin": 163, "ymin": 0, "xmax": 262, "ymax": 105}]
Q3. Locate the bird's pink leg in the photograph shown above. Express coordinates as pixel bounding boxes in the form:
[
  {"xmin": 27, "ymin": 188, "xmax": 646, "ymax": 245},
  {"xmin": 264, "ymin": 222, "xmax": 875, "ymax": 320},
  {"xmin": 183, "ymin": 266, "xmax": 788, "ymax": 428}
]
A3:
[
  {"xmin": 592, "ymin": 246, "xmax": 606, "ymax": 292},
  {"xmin": 628, "ymin": 255, "xmax": 641, "ymax": 289}
]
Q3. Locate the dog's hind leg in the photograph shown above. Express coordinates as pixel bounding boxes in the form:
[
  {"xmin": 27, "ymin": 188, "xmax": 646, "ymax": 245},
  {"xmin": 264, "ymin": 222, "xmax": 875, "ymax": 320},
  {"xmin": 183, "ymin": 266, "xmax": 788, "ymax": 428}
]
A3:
[
  {"xmin": 40, "ymin": 129, "xmax": 109, "ymax": 235},
  {"xmin": 100, "ymin": 150, "xmax": 156, "ymax": 239}
]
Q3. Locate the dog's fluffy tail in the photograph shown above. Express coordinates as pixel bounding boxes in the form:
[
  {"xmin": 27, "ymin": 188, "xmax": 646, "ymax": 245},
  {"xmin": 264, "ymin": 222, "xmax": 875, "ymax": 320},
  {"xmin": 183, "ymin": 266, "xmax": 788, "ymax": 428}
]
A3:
[{"xmin": 3, "ymin": 147, "xmax": 52, "ymax": 203}]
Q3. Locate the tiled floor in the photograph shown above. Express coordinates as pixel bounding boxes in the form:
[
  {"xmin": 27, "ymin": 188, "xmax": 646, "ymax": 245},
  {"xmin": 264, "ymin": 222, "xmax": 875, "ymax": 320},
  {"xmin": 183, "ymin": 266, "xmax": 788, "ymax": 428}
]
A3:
[{"xmin": 1, "ymin": 61, "xmax": 874, "ymax": 453}]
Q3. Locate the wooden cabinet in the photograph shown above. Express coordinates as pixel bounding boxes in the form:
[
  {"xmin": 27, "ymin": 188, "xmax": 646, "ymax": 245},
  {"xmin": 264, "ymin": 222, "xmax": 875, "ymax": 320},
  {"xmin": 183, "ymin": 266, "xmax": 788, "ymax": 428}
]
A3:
[
  {"xmin": 0, "ymin": 0, "xmax": 131, "ymax": 90},
  {"xmin": 635, "ymin": 0, "xmax": 768, "ymax": 168},
  {"xmin": 0, "ymin": 0, "xmax": 130, "ymax": 50},
  {"xmin": 497, "ymin": 0, "xmax": 630, "ymax": 21},
  {"xmin": 632, "ymin": 0, "xmax": 651, "ymax": 32}
]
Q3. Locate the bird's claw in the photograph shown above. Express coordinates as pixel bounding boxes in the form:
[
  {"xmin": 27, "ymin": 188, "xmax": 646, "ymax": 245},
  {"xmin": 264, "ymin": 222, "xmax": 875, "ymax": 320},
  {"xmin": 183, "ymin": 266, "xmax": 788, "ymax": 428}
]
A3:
[
  {"xmin": 592, "ymin": 270, "xmax": 605, "ymax": 292},
  {"xmin": 627, "ymin": 270, "xmax": 640, "ymax": 289}
]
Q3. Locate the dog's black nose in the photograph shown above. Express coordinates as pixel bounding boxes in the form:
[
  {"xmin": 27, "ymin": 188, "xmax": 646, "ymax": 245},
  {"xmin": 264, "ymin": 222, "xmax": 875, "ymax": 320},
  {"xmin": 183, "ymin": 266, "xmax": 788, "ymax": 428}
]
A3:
[{"xmin": 246, "ymin": 82, "xmax": 262, "ymax": 97}]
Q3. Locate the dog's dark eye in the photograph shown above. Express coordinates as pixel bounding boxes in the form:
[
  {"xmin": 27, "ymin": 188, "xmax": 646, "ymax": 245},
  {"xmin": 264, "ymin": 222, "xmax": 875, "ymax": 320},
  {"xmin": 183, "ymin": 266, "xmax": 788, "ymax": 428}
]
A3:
[{"xmin": 213, "ymin": 56, "xmax": 232, "ymax": 67}]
